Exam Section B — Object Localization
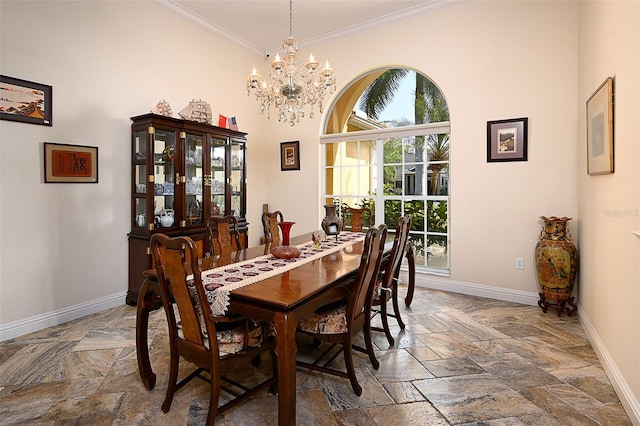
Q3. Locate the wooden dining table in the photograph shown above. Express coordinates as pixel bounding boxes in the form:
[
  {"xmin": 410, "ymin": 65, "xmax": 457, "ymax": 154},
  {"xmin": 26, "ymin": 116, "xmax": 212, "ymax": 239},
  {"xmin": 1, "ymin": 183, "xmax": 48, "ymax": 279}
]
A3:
[{"xmin": 135, "ymin": 231, "xmax": 415, "ymax": 426}]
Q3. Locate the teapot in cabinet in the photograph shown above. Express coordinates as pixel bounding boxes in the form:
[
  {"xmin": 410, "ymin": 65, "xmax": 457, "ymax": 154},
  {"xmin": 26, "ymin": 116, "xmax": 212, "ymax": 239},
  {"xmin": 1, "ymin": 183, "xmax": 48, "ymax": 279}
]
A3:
[{"xmin": 157, "ymin": 209, "xmax": 174, "ymax": 227}]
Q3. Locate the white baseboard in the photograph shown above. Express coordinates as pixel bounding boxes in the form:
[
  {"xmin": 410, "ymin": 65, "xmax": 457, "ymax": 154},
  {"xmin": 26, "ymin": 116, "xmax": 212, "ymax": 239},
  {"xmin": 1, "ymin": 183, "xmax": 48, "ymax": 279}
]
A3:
[
  {"xmin": 409, "ymin": 274, "xmax": 541, "ymax": 306},
  {"xmin": 0, "ymin": 292, "xmax": 127, "ymax": 342},
  {"xmin": 579, "ymin": 307, "xmax": 640, "ymax": 426}
]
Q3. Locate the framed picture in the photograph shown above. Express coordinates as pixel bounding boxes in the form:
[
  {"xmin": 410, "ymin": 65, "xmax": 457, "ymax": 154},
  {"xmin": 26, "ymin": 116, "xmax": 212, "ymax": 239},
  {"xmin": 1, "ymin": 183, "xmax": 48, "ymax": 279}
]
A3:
[
  {"xmin": 487, "ymin": 117, "xmax": 528, "ymax": 162},
  {"xmin": 586, "ymin": 77, "xmax": 614, "ymax": 175},
  {"xmin": 280, "ymin": 140, "xmax": 300, "ymax": 171},
  {"xmin": 44, "ymin": 143, "xmax": 98, "ymax": 183},
  {"xmin": 0, "ymin": 75, "xmax": 52, "ymax": 126}
]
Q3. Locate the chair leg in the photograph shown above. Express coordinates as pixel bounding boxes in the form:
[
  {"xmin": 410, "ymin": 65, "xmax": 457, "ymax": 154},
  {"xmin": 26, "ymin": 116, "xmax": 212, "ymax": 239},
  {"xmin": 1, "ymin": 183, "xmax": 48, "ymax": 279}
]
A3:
[
  {"xmin": 379, "ymin": 298, "xmax": 395, "ymax": 346},
  {"xmin": 391, "ymin": 275, "xmax": 405, "ymax": 330},
  {"xmin": 404, "ymin": 244, "xmax": 416, "ymax": 307},
  {"xmin": 363, "ymin": 323, "xmax": 379, "ymax": 370},
  {"xmin": 342, "ymin": 335, "xmax": 362, "ymax": 396},
  {"xmin": 206, "ymin": 370, "xmax": 221, "ymax": 426},
  {"xmin": 162, "ymin": 341, "xmax": 179, "ymax": 413}
]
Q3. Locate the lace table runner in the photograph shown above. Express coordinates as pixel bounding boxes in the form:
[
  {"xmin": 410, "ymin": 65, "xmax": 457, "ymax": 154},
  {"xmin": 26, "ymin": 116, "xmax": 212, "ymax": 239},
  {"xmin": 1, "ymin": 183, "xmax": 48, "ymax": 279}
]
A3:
[{"xmin": 192, "ymin": 232, "xmax": 365, "ymax": 315}]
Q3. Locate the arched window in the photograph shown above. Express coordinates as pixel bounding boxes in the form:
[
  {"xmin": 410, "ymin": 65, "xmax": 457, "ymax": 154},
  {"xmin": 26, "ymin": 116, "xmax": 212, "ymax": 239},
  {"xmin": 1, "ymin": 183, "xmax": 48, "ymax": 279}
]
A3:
[{"xmin": 321, "ymin": 68, "xmax": 450, "ymax": 274}]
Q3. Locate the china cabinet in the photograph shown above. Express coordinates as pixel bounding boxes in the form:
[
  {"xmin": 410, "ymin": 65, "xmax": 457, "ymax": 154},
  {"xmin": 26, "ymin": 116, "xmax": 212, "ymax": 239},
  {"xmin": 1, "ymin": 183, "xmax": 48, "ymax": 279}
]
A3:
[{"xmin": 127, "ymin": 113, "xmax": 247, "ymax": 305}]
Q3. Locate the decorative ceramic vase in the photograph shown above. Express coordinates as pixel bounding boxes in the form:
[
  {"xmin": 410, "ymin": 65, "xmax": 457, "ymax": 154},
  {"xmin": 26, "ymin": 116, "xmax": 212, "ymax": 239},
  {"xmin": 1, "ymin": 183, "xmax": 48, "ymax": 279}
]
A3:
[
  {"xmin": 535, "ymin": 216, "xmax": 578, "ymax": 316},
  {"xmin": 321, "ymin": 204, "xmax": 343, "ymax": 236},
  {"xmin": 271, "ymin": 221, "xmax": 301, "ymax": 259}
]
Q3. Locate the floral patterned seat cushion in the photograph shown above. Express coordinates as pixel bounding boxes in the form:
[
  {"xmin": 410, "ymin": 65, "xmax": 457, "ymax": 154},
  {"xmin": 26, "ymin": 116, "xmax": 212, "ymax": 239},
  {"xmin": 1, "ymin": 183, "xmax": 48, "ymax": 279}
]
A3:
[
  {"xmin": 297, "ymin": 302, "xmax": 348, "ymax": 334},
  {"xmin": 173, "ymin": 305, "xmax": 262, "ymax": 355}
]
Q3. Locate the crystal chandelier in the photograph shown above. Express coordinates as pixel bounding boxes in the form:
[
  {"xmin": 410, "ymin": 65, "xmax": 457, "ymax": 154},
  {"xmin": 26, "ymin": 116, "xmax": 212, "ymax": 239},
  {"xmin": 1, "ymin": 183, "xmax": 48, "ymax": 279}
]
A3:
[{"xmin": 246, "ymin": 0, "xmax": 336, "ymax": 126}]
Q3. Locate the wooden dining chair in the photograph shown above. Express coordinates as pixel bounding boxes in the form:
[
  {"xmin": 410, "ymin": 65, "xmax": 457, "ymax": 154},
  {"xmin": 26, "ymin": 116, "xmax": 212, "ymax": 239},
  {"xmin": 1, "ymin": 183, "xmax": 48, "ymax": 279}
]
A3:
[
  {"xmin": 371, "ymin": 214, "xmax": 412, "ymax": 346},
  {"xmin": 262, "ymin": 210, "xmax": 284, "ymax": 244},
  {"xmin": 207, "ymin": 215, "xmax": 242, "ymax": 257},
  {"xmin": 345, "ymin": 206, "xmax": 372, "ymax": 232},
  {"xmin": 149, "ymin": 233, "xmax": 277, "ymax": 425},
  {"xmin": 296, "ymin": 224, "xmax": 387, "ymax": 396}
]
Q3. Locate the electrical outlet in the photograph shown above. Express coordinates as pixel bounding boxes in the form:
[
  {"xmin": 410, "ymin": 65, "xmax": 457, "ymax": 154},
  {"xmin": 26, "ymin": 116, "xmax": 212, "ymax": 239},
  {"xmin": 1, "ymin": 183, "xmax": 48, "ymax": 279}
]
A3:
[{"xmin": 515, "ymin": 258, "xmax": 524, "ymax": 269}]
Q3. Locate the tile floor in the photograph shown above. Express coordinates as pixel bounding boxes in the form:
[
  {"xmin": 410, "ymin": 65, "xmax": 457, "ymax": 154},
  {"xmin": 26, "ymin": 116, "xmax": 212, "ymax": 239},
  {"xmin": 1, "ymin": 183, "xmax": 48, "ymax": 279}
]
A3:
[{"xmin": 0, "ymin": 286, "xmax": 632, "ymax": 425}]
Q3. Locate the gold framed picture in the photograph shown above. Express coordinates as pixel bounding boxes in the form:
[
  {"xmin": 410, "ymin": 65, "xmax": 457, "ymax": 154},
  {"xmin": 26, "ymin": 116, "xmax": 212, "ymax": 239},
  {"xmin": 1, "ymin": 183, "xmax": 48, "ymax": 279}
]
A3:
[{"xmin": 586, "ymin": 77, "xmax": 614, "ymax": 175}]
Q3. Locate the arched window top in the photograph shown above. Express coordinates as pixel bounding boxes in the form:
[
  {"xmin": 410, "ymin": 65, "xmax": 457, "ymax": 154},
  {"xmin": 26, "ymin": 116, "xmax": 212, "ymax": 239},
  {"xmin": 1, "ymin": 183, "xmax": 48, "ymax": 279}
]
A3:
[{"xmin": 323, "ymin": 67, "xmax": 449, "ymax": 136}]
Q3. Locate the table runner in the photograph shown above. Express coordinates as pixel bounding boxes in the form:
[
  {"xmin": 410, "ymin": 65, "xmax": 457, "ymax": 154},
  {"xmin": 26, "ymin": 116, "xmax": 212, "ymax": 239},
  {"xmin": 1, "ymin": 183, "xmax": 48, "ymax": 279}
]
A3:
[{"xmin": 193, "ymin": 232, "xmax": 366, "ymax": 315}]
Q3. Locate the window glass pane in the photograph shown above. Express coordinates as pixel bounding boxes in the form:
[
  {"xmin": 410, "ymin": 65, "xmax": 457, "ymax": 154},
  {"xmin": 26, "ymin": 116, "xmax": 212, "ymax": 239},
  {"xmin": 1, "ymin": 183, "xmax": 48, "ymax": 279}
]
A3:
[
  {"xmin": 325, "ymin": 167, "xmax": 337, "ymax": 196},
  {"xmin": 427, "ymin": 163, "xmax": 449, "ymax": 196},
  {"xmin": 383, "ymin": 165, "xmax": 400, "ymax": 195},
  {"xmin": 426, "ymin": 134, "xmax": 450, "ymax": 161},
  {"xmin": 326, "ymin": 143, "xmax": 340, "ymax": 167},
  {"xmin": 427, "ymin": 235, "xmax": 448, "ymax": 269},
  {"xmin": 427, "ymin": 201, "xmax": 448, "ymax": 233},
  {"xmin": 403, "ymin": 136, "xmax": 417, "ymax": 163},
  {"xmin": 360, "ymin": 140, "xmax": 376, "ymax": 165},
  {"xmin": 405, "ymin": 200, "xmax": 425, "ymax": 231},
  {"xmin": 384, "ymin": 138, "xmax": 402, "ymax": 163},
  {"xmin": 409, "ymin": 234, "xmax": 425, "ymax": 267},
  {"xmin": 384, "ymin": 199, "xmax": 401, "ymax": 229}
]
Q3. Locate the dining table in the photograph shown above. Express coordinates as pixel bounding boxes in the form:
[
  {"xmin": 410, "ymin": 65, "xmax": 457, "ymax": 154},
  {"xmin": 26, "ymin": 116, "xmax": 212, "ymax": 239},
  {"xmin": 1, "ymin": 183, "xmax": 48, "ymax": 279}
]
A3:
[{"xmin": 135, "ymin": 231, "xmax": 415, "ymax": 426}]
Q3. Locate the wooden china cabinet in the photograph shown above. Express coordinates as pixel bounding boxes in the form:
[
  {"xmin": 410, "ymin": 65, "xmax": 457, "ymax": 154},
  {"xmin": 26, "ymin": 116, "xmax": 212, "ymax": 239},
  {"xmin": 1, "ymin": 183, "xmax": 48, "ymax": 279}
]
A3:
[{"xmin": 126, "ymin": 113, "xmax": 248, "ymax": 305}]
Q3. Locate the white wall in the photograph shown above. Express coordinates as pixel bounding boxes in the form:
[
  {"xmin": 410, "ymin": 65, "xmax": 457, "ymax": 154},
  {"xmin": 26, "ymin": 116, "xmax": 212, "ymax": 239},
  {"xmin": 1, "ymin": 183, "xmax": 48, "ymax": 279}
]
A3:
[
  {"xmin": 577, "ymin": 1, "xmax": 640, "ymax": 420},
  {"xmin": 1, "ymin": 0, "xmax": 637, "ymax": 421},
  {"xmin": 0, "ymin": 0, "xmax": 270, "ymax": 325}
]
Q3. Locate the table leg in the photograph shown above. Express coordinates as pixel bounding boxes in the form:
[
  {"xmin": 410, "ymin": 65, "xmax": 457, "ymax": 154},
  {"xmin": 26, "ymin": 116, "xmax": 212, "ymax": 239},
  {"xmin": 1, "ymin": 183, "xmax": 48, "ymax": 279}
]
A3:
[
  {"xmin": 136, "ymin": 278, "xmax": 162, "ymax": 391},
  {"xmin": 274, "ymin": 311, "xmax": 297, "ymax": 426},
  {"xmin": 404, "ymin": 243, "xmax": 416, "ymax": 307}
]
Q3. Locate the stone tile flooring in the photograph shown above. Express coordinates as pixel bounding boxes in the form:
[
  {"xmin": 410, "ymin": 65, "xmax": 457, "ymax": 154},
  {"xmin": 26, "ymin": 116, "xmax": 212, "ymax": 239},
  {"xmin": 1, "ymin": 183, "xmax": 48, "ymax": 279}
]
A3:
[{"xmin": 0, "ymin": 287, "xmax": 632, "ymax": 425}]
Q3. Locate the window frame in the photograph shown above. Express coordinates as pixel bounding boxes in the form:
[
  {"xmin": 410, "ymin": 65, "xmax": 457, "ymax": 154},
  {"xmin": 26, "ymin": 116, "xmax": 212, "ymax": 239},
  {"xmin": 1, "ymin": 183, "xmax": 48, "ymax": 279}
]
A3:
[{"xmin": 321, "ymin": 121, "xmax": 451, "ymax": 275}]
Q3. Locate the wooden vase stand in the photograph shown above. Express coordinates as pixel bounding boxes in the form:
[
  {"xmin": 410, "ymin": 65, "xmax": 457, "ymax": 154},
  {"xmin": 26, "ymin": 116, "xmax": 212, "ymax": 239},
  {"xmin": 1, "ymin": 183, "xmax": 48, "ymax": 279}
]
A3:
[{"xmin": 537, "ymin": 292, "xmax": 578, "ymax": 317}]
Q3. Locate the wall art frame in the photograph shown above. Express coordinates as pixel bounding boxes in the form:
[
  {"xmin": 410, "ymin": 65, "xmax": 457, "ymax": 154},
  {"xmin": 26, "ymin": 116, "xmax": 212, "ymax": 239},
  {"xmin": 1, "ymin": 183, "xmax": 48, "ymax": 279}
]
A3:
[
  {"xmin": 0, "ymin": 75, "xmax": 52, "ymax": 126},
  {"xmin": 487, "ymin": 117, "xmax": 528, "ymax": 162},
  {"xmin": 44, "ymin": 142, "xmax": 99, "ymax": 183},
  {"xmin": 586, "ymin": 76, "xmax": 614, "ymax": 175},
  {"xmin": 280, "ymin": 140, "xmax": 300, "ymax": 171}
]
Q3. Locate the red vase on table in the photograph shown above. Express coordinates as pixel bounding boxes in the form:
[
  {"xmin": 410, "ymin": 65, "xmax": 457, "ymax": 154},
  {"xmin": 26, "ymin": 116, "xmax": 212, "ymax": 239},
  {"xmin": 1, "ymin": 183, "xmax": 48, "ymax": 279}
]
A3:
[{"xmin": 271, "ymin": 221, "xmax": 301, "ymax": 259}]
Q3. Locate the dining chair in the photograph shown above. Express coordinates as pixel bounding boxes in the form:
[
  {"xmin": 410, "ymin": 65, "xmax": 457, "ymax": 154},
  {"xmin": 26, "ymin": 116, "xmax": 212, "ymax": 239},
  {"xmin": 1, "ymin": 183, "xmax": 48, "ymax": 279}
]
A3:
[
  {"xmin": 149, "ymin": 233, "xmax": 277, "ymax": 425},
  {"xmin": 371, "ymin": 214, "xmax": 412, "ymax": 346},
  {"xmin": 207, "ymin": 215, "xmax": 242, "ymax": 257},
  {"xmin": 262, "ymin": 210, "xmax": 284, "ymax": 244},
  {"xmin": 296, "ymin": 224, "xmax": 387, "ymax": 396},
  {"xmin": 345, "ymin": 206, "xmax": 372, "ymax": 232}
]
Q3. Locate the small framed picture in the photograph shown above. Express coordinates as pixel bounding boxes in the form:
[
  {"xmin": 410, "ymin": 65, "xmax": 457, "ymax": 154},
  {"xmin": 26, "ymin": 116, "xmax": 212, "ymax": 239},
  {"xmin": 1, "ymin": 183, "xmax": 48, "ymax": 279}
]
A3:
[
  {"xmin": 487, "ymin": 117, "xmax": 528, "ymax": 162},
  {"xmin": 280, "ymin": 140, "xmax": 300, "ymax": 171},
  {"xmin": 0, "ymin": 75, "xmax": 53, "ymax": 126},
  {"xmin": 44, "ymin": 142, "xmax": 99, "ymax": 183},
  {"xmin": 586, "ymin": 77, "xmax": 614, "ymax": 175}
]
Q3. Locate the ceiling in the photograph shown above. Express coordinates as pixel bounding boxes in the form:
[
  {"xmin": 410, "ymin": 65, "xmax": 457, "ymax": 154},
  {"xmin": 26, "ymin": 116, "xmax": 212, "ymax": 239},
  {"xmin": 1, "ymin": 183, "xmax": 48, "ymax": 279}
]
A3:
[{"xmin": 154, "ymin": 0, "xmax": 462, "ymax": 56}]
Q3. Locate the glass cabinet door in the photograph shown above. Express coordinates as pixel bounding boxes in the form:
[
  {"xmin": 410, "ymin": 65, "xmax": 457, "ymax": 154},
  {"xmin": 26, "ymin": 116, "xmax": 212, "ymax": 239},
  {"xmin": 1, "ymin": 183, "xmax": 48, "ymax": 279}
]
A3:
[
  {"xmin": 184, "ymin": 132, "xmax": 205, "ymax": 227},
  {"xmin": 209, "ymin": 136, "xmax": 226, "ymax": 216},
  {"xmin": 133, "ymin": 129, "xmax": 148, "ymax": 229},
  {"xmin": 153, "ymin": 128, "xmax": 176, "ymax": 229},
  {"xmin": 230, "ymin": 139, "xmax": 246, "ymax": 217}
]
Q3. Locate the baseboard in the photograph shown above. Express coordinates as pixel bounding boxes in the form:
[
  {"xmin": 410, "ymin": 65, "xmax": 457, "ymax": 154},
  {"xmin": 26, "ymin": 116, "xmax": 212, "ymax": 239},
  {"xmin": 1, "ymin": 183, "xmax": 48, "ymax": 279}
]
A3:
[
  {"xmin": 410, "ymin": 274, "xmax": 541, "ymax": 306},
  {"xmin": 579, "ymin": 307, "xmax": 640, "ymax": 426},
  {"xmin": 0, "ymin": 292, "xmax": 127, "ymax": 342}
]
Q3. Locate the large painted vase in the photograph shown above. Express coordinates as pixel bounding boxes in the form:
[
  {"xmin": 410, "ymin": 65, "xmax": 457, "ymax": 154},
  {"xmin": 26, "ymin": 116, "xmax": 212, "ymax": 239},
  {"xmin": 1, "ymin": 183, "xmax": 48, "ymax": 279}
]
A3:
[{"xmin": 534, "ymin": 216, "xmax": 578, "ymax": 316}]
